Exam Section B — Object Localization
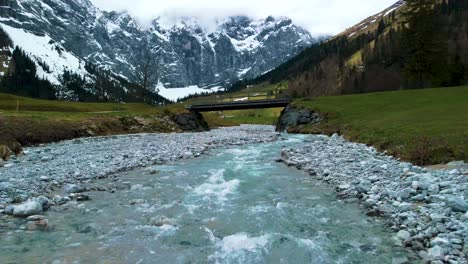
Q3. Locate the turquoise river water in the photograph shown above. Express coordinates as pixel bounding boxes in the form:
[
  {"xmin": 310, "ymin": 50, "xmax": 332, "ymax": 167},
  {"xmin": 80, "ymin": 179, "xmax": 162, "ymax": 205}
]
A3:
[{"xmin": 0, "ymin": 135, "xmax": 413, "ymax": 263}]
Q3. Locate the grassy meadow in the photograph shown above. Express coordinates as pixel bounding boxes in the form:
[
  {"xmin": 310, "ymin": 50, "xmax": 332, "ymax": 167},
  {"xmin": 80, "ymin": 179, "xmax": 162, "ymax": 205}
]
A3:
[
  {"xmin": 0, "ymin": 93, "xmax": 188, "ymax": 151},
  {"xmin": 293, "ymin": 86, "xmax": 468, "ymax": 164}
]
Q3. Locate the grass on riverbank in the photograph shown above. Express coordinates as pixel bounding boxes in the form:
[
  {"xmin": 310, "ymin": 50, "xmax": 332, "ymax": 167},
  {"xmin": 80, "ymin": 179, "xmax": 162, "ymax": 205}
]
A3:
[
  {"xmin": 0, "ymin": 93, "xmax": 189, "ymax": 155},
  {"xmin": 292, "ymin": 86, "xmax": 468, "ymax": 165},
  {"xmin": 202, "ymin": 108, "xmax": 283, "ymax": 127}
]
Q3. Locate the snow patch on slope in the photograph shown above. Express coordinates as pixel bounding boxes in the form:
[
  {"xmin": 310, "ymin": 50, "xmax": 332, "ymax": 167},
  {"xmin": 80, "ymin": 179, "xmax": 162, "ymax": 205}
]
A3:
[
  {"xmin": 0, "ymin": 23, "xmax": 88, "ymax": 85},
  {"xmin": 156, "ymin": 82, "xmax": 224, "ymax": 102}
]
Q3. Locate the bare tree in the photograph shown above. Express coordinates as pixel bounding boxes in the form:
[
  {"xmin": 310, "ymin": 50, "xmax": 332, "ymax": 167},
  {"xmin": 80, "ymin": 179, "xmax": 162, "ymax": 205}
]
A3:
[{"xmin": 135, "ymin": 39, "xmax": 160, "ymax": 91}]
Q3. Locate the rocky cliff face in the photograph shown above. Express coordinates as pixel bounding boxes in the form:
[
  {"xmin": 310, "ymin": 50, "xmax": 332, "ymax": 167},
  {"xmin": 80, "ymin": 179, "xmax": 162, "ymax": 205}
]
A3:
[{"xmin": 0, "ymin": 0, "xmax": 315, "ymax": 99}]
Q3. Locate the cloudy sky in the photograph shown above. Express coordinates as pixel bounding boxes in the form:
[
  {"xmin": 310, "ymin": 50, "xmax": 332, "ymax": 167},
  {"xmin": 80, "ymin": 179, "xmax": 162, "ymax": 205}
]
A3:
[{"xmin": 90, "ymin": 0, "xmax": 397, "ymax": 35}]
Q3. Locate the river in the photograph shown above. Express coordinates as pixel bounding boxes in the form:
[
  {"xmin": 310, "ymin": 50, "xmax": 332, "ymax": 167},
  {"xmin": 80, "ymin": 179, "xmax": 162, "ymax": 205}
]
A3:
[{"xmin": 0, "ymin": 134, "xmax": 413, "ymax": 263}]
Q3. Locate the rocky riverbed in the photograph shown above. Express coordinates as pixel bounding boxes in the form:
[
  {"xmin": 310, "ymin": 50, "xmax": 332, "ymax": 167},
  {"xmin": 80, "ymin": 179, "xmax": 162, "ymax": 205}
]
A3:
[
  {"xmin": 1, "ymin": 125, "xmax": 467, "ymax": 263},
  {"xmin": 280, "ymin": 134, "xmax": 468, "ymax": 263},
  {"xmin": 0, "ymin": 125, "xmax": 278, "ymax": 208}
]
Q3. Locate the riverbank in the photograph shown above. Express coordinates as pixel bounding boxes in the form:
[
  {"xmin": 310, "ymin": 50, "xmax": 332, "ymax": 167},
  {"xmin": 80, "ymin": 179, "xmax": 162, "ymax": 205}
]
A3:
[
  {"xmin": 278, "ymin": 86, "xmax": 468, "ymax": 165},
  {"xmin": 0, "ymin": 125, "xmax": 278, "ymax": 206},
  {"xmin": 0, "ymin": 93, "xmax": 212, "ymax": 160},
  {"xmin": 280, "ymin": 133, "xmax": 468, "ymax": 263}
]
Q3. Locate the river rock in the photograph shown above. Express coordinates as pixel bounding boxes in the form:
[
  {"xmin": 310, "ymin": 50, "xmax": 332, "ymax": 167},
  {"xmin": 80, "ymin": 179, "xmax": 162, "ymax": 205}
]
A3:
[
  {"xmin": 430, "ymin": 213, "xmax": 445, "ymax": 223},
  {"xmin": 4, "ymin": 205, "xmax": 15, "ymax": 215},
  {"xmin": 396, "ymin": 230, "xmax": 411, "ymax": 241},
  {"xmin": 75, "ymin": 194, "xmax": 90, "ymax": 201},
  {"xmin": 26, "ymin": 219, "xmax": 49, "ymax": 231},
  {"xmin": 337, "ymin": 184, "xmax": 351, "ymax": 191},
  {"xmin": 150, "ymin": 216, "xmax": 176, "ymax": 227},
  {"xmin": 428, "ymin": 184, "xmax": 440, "ymax": 194},
  {"xmin": 461, "ymin": 212, "xmax": 468, "ymax": 221},
  {"xmin": 26, "ymin": 215, "xmax": 46, "ymax": 221},
  {"xmin": 35, "ymin": 196, "xmax": 50, "ymax": 210},
  {"xmin": 13, "ymin": 200, "xmax": 43, "ymax": 217},
  {"xmin": 427, "ymin": 245, "xmax": 445, "ymax": 260},
  {"xmin": 39, "ymin": 176, "xmax": 50, "ymax": 182},
  {"xmin": 445, "ymin": 196, "xmax": 468, "ymax": 213},
  {"xmin": 0, "ymin": 159, "xmax": 5, "ymax": 167},
  {"xmin": 396, "ymin": 188, "xmax": 413, "ymax": 200},
  {"xmin": 398, "ymin": 203, "xmax": 412, "ymax": 212},
  {"xmin": 129, "ymin": 199, "xmax": 145, "ymax": 205},
  {"xmin": 356, "ymin": 180, "xmax": 372, "ymax": 194},
  {"xmin": 54, "ymin": 195, "xmax": 71, "ymax": 205},
  {"xmin": 63, "ymin": 184, "xmax": 86, "ymax": 194},
  {"xmin": 431, "ymin": 237, "xmax": 450, "ymax": 247},
  {"xmin": 147, "ymin": 168, "xmax": 158, "ymax": 175},
  {"xmin": 0, "ymin": 145, "xmax": 11, "ymax": 161}
]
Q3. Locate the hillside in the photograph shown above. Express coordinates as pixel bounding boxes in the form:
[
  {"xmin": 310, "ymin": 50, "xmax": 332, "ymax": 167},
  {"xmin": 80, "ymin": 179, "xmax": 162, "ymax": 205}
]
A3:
[{"xmin": 228, "ymin": 0, "xmax": 468, "ymax": 97}]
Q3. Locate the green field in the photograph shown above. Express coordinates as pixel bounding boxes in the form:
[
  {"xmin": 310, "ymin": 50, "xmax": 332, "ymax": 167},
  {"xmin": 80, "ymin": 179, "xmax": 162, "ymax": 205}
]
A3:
[
  {"xmin": 202, "ymin": 108, "xmax": 283, "ymax": 126},
  {"xmin": 293, "ymin": 86, "xmax": 468, "ymax": 164},
  {"xmin": 0, "ymin": 93, "xmax": 188, "ymax": 119}
]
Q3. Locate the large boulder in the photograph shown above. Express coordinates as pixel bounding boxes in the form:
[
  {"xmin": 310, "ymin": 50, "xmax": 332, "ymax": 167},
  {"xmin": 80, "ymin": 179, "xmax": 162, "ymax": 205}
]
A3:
[
  {"xmin": 276, "ymin": 105, "xmax": 322, "ymax": 132},
  {"xmin": 173, "ymin": 111, "xmax": 209, "ymax": 132}
]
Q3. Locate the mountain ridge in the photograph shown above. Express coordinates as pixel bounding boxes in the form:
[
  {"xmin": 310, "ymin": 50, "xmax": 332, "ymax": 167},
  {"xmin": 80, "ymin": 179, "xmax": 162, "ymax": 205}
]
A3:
[{"xmin": 0, "ymin": 0, "xmax": 315, "ymax": 101}]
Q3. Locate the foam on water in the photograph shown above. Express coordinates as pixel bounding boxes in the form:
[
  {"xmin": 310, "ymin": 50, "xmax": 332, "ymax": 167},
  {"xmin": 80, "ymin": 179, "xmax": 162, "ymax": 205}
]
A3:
[
  {"xmin": 193, "ymin": 169, "xmax": 240, "ymax": 202},
  {"xmin": 210, "ymin": 232, "xmax": 271, "ymax": 262},
  {"xmin": 220, "ymin": 233, "xmax": 270, "ymax": 253}
]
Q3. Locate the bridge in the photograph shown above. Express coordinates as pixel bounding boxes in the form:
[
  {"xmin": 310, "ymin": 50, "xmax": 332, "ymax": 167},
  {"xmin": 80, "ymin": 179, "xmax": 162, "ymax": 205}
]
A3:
[{"xmin": 185, "ymin": 92, "xmax": 291, "ymax": 112}]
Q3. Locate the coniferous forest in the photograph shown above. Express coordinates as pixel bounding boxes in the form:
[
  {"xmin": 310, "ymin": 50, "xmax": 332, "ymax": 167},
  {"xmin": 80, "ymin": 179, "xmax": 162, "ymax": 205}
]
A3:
[
  {"xmin": 0, "ymin": 27, "xmax": 169, "ymax": 104},
  {"xmin": 230, "ymin": 0, "xmax": 467, "ymax": 97}
]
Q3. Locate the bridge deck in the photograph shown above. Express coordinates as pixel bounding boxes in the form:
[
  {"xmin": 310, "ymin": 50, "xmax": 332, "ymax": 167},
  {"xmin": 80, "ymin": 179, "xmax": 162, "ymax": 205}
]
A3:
[{"xmin": 186, "ymin": 98, "xmax": 291, "ymax": 112}]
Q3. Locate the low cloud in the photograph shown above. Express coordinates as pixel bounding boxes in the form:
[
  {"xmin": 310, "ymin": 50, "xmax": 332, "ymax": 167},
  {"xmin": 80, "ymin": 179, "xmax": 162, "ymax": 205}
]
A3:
[{"xmin": 91, "ymin": 0, "xmax": 397, "ymax": 35}]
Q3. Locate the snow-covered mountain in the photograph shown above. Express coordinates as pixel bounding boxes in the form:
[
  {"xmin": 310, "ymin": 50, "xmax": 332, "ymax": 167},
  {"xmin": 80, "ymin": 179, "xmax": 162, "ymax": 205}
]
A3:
[{"xmin": 0, "ymin": 0, "xmax": 315, "ymax": 101}]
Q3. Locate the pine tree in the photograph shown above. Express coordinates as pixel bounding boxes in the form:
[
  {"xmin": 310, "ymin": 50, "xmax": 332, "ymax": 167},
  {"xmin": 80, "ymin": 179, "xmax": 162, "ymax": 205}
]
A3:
[
  {"xmin": 401, "ymin": 0, "xmax": 448, "ymax": 88},
  {"xmin": 377, "ymin": 20, "xmax": 386, "ymax": 35}
]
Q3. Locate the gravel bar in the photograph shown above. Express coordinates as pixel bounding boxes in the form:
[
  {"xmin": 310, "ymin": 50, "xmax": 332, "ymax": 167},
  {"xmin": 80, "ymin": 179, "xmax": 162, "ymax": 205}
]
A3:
[{"xmin": 280, "ymin": 134, "xmax": 468, "ymax": 263}]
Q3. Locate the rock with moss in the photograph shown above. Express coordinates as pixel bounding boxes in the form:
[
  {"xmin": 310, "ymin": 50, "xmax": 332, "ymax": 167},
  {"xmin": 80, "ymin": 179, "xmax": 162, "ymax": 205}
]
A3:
[
  {"xmin": 172, "ymin": 111, "xmax": 209, "ymax": 132},
  {"xmin": 276, "ymin": 104, "xmax": 323, "ymax": 132},
  {"xmin": 0, "ymin": 145, "xmax": 12, "ymax": 161}
]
